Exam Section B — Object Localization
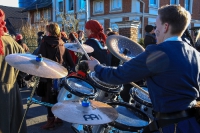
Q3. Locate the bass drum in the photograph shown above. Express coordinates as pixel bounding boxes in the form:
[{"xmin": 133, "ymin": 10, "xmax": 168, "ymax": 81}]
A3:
[
  {"xmin": 87, "ymin": 71, "xmax": 123, "ymax": 102},
  {"xmin": 57, "ymin": 76, "xmax": 97, "ymax": 102},
  {"xmin": 129, "ymin": 86, "xmax": 154, "ymax": 120}
]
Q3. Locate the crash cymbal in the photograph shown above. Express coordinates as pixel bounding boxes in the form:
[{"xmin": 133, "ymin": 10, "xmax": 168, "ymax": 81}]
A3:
[
  {"xmin": 64, "ymin": 43, "xmax": 94, "ymax": 53},
  {"xmin": 5, "ymin": 54, "xmax": 68, "ymax": 78},
  {"xmin": 106, "ymin": 35, "xmax": 145, "ymax": 62},
  {"xmin": 52, "ymin": 100, "xmax": 118, "ymax": 125}
]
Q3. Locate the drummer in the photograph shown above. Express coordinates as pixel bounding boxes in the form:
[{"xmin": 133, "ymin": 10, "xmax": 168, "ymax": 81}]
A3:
[
  {"xmin": 81, "ymin": 20, "xmax": 112, "ymax": 66},
  {"xmin": 87, "ymin": 5, "xmax": 200, "ymax": 133}
]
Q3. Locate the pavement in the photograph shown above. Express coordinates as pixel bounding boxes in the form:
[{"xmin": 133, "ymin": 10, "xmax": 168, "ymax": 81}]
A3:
[{"xmin": 20, "ymin": 87, "xmax": 75, "ymax": 133}]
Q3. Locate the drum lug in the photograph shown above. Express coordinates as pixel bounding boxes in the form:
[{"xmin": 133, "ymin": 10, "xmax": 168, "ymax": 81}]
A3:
[{"xmin": 67, "ymin": 94, "xmax": 72, "ymax": 98}]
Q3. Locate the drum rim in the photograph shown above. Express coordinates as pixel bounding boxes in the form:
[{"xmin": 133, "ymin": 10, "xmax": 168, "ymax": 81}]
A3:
[
  {"xmin": 87, "ymin": 72, "xmax": 122, "ymax": 93},
  {"xmin": 130, "ymin": 87, "xmax": 152, "ymax": 107},
  {"xmin": 106, "ymin": 101, "xmax": 150, "ymax": 131},
  {"xmin": 62, "ymin": 76, "xmax": 97, "ymax": 98}
]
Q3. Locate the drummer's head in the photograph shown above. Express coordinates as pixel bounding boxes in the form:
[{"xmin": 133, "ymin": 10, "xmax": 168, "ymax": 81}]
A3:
[
  {"xmin": 85, "ymin": 20, "xmax": 107, "ymax": 45},
  {"xmin": 46, "ymin": 23, "xmax": 61, "ymax": 37},
  {"xmin": 155, "ymin": 5, "xmax": 191, "ymax": 44}
]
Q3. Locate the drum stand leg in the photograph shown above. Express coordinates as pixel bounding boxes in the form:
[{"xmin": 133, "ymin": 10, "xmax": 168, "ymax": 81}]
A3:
[{"xmin": 18, "ymin": 77, "xmax": 40, "ymax": 133}]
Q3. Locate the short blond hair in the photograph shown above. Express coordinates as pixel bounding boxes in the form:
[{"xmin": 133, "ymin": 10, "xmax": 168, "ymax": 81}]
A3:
[
  {"xmin": 48, "ymin": 23, "xmax": 61, "ymax": 37},
  {"xmin": 158, "ymin": 5, "xmax": 191, "ymax": 35}
]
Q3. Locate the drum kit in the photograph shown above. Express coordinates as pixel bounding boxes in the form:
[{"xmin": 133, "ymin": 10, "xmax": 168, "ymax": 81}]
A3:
[{"xmin": 5, "ymin": 35, "xmax": 154, "ymax": 133}]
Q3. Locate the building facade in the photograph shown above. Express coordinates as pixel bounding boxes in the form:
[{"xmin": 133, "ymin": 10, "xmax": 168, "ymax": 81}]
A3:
[{"xmin": 35, "ymin": 0, "xmax": 200, "ymax": 40}]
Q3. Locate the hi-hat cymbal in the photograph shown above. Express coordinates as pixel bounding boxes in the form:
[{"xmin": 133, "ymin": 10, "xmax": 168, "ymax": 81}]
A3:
[
  {"xmin": 106, "ymin": 35, "xmax": 145, "ymax": 62},
  {"xmin": 5, "ymin": 54, "xmax": 68, "ymax": 78},
  {"xmin": 64, "ymin": 43, "xmax": 94, "ymax": 53},
  {"xmin": 52, "ymin": 100, "xmax": 118, "ymax": 125}
]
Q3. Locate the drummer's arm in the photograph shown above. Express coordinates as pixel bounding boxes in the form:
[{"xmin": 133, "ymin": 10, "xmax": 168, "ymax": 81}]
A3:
[{"xmin": 94, "ymin": 54, "xmax": 150, "ymax": 85}]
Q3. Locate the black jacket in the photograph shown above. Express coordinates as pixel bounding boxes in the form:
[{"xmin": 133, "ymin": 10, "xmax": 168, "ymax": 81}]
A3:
[{"xmin": 144, "ymin": 33, "xmax": 156, "ymax": 48}]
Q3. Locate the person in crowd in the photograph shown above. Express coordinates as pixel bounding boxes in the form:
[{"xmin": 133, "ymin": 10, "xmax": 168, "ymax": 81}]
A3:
[
  {"xmin": 181, "ymin": 28, "xmax": 195, "ymax": 47},
  {"xmin": 37, "ymin": 31, "xmax": 44, "ymax": 46},
  {"xmin": 15, "ymin": 34, "xmax": 29, "ymax": 52},
  {"xmin": 77, "ymin": 30, "xmax": 84, "ymax": 44},
  {"xmin": 87, "ymin": 5, "xmax": 200, "ymax": 133},
  {"xmin": 105, "ymin": 28, "xmax": 113, "ymax": 36},
  {"xmin": 107, "ymin": 31, "xmax": 120, "ymax": 67},
  {"xmin": 0, "ymin": 9, "xmax": 27, "ymax": 133},
  {"xmin": 68, "ymin": 32, "xmax": 79, "ymax": 64},
  {"xmin": 37, "ymin": 23, "xmax": 75, "ymax": 130},
  {"xmin": 61, "ymin": 31, "xmax": 68, "ymax": 43},
  {"xmin": 194, "ymin": 30, "xmax": 200, "ymax": 52},
  {"xmin": 82, "ymin": 20, "xmax": 112, "ymax": 66},
  {"xmin": 144, "ymin": 25, "xmax": 157, "ymax": 48}
]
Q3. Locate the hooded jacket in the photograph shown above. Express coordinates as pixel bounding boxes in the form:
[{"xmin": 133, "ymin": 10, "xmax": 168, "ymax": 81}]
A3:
[{"xmin": 38, "ymin": 36, "xmax": 75, "ymax": 71}]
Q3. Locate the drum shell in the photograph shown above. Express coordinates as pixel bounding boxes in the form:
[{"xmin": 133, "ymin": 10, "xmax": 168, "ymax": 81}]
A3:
[
  {"xmin": 57, "ymin": 76, "xmax": 97, "ymax": 102},
  {"xmin": 87, "ymin": 71, "xmax": 123, "ymax": 102},
  {"xmin": 57, "ymin": 86, "xmax": 81, "ymax": 102},
  {"xmin": 129, "ymin": 86, "xmax": 154, "ymax": 120}
]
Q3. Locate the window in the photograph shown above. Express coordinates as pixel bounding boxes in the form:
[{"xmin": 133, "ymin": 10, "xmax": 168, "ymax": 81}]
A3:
[
  {"xmin": 185, "ymin": 0, "xmax": 190, "ymax": 11},
  {"xmin": 111, "ymin": 23, "xmax": 118, "ymax": 32},
  {"xmin": 79, "ymin": 0, "xmax": 86, "ymax": 10},
  {"xmin": 59, "ymin": 1, "xmax": 63, "ymax": 12},
  {"xmin": 149, "ymin": 0, "xmax": 157, "ymax": 7},
  {"xmin": 185, "ymin": 0, "xmax": 193, "ymax": 13},
  {"xmin": 110, "ymin": 0, "xmax": 122, "ymax": 11},
  {"xmin": 170, "ymin": 0, "xmax": 177, "ymax": 4},
  {"xmin": 68, "ymin": 0, "xmax": 74, "ymax": 11},
  {"xmin": 34, "ymin": 11, "xmax": 40, "ymax": 22},
  {"xmin": 44, "ymin": 9, "xmax": 51, "ymax": 20},
  {"xmin": 94, "ymin": 1, "xmax": 104, "ymax": 14}
]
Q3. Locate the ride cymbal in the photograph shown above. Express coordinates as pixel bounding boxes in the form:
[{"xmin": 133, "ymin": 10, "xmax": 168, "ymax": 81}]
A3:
[
  {"xmin": 64, "ymin": 43, "xmax": 94, "ymax": 53},
  {"xmin": 52, "ymin": 100, "xmax": 118, "ymax": 125},
  {"xmin": 5, "ymin": 54, "xmax": 68, "ymax": 78},
  {"xmin": 106, "ymin": 35, "xmax": 145, "ymax": 62}
]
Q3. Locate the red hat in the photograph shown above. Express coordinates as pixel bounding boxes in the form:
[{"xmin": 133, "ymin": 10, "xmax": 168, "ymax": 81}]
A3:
[
  {"xmin": 0, "ymin": 9, "xmax": 8, "ymax": 55},
  {"xmin": 15, "ymin": 34, "xmax": 23, "ymax": 41},
  {"xmin": 85, "ymin": 20, "xmax": 107, "ymax": 45}
]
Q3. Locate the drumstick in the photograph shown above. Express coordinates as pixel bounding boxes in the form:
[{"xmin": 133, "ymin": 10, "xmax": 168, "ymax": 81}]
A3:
[
  {"xmin": 130, "ymin": 82, "xmax": 149, "ymax": 96},
  {"xmin": 71, "ymin": 33, "xmax": 91, "ymax": 60}
]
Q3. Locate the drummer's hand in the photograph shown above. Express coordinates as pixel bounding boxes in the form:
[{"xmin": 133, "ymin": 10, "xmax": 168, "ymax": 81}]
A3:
[{"xmin": 87, "ymin": 56, "xmax": 100, "ymax": 71}]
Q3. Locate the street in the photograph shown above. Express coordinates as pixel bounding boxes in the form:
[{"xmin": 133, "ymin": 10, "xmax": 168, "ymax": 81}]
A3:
[{"xmin": 20, "ymin": 87, "xmax": 75, "ymax": 133}]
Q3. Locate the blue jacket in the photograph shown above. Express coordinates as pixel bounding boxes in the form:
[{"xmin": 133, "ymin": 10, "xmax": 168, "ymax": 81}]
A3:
[{"xmin": 94, "ymin": 41, "xmax": 200, "ymax": 113}]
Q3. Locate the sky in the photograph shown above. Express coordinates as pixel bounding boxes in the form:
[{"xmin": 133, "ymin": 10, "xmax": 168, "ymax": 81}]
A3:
[{"xmin": 0, "ymin": 0, "xmax": 18, "ymax": 7}]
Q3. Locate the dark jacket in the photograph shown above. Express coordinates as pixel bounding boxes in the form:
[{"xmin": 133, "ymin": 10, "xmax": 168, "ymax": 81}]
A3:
[
  {"xmin": 83, "ymin": 38, "xmax": 112, "ymax": 66},
  {"xmin": 38, "ymin": 36, "xmax": 75, "ymax": 70},
  {"xmin": 37, "ymin": 36, "xmax": 75, "ymax": 103},
  {"xmin": 144, "ymin": 33, "xmax": 156, "ymax": 48}
]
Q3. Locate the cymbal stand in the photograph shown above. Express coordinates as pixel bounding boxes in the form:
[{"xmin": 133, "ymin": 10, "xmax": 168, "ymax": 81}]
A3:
[
  {"xmin": 18, "ymin": 76, "xmax": 40, "ymax": 133},
  {"xmin": 72, "ymin": 34, "xmax": 91, "ymax": 61}
]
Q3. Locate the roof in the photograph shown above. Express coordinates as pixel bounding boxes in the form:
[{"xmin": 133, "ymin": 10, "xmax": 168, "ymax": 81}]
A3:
[
  {"xmin": 0, "ymin": 5, "xmax": 28, "ymax": 34},
  {"xmin": 23, "ymin": 0, "xmax": 52, "ymax": 12}
]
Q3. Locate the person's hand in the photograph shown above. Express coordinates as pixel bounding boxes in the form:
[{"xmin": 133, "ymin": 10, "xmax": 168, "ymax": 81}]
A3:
[{"xmin": 86, "ymin": 56, "xmax": 100, "ymax": 71}]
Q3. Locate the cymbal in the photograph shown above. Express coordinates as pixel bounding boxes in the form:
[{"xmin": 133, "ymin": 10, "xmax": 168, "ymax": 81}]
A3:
[
  {"xmin": 106, "ymin": 35, "xmax": 145, "ymax": 62},
  {"xmin": 64, "ymin": 43, "xmax": 94, "ymax": 53},
  {"xmin": 5, "ymin": 54, "xmax": 68, "ymax": 78},
  {"xmin": 52, "ymin": 100, "xmax": 118, "ymax": 125}
]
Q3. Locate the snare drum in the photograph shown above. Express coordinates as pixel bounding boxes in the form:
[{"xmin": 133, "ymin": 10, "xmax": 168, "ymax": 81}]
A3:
[
  {"xmin": 57, "ymin": 76, "xmax": 97, "ymax": 102},
  {"xmin": 107, "ymin": 102, "xmax": 150, "ymax": 132},
  {"xmin": 87, "ymin": 71, "xmax": 123, "ymax": 102},
  {"xmin": 129, "ymin": 86, "xmax": 154, "ymax": 120}
]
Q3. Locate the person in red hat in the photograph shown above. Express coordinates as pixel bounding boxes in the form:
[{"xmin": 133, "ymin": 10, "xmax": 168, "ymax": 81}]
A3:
[
  {"xmin": 15, "ymin": 34, "xmax": 29, "ymax": 52},
  {"xmin": 0, "ymin": 9, "xmax": 27, "ymax": 133},
  {"xmin": 82, "ymin": 20, "xmax": 112, "ymax": 66}
]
